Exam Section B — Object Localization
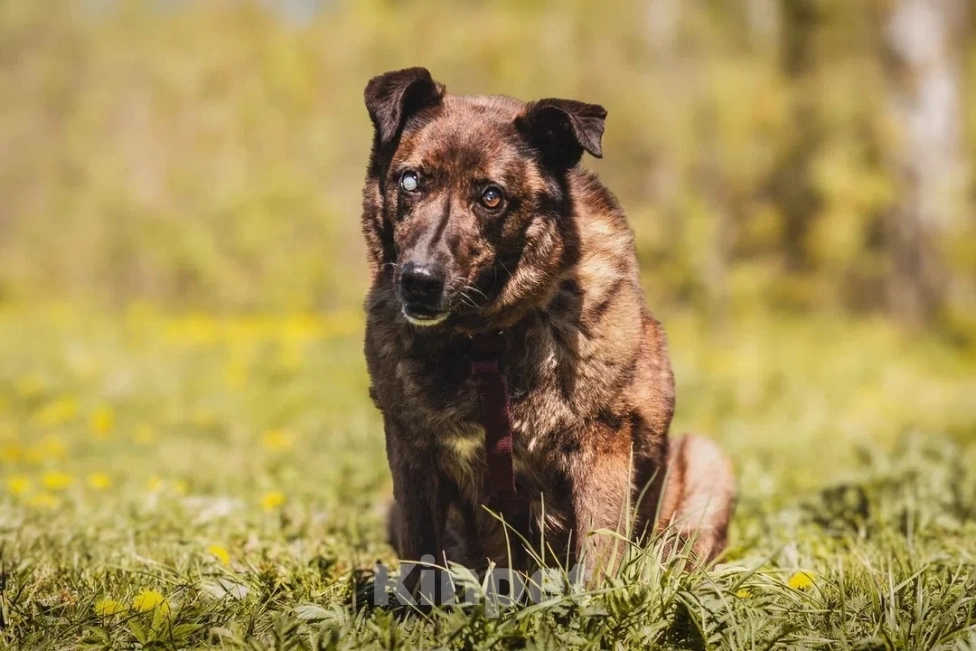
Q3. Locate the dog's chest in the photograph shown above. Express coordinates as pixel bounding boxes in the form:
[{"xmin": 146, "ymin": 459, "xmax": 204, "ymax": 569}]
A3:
[
  {"xmin": 435, "ymin": 422, "xmax": 544, "ymax": 482},
  {"xmin": 373, "ymin": 316, "xmax": 585, "ymax": 487},
  {"xmin": 390, "ymin": 329, "xmax": 573, "ymax": 435}
]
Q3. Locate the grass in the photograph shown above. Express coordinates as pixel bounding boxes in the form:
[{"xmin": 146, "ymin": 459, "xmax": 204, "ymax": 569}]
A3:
[{"xmin": 0, "ymin": 304, "xmax": 975, "ymax": 649}]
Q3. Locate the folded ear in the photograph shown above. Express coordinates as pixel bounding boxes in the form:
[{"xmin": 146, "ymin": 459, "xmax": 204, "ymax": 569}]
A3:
[
  {"xmin": 364, "ymin": 67, "xmax": 445, "ymax": 148},
  {"xmin": 517, "ymin": 98, "xmax": 607, "ymax": 170}
]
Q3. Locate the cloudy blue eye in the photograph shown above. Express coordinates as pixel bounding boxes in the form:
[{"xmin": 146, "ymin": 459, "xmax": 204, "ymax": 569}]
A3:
[{"xmin": 399, "ymin": 171, "xmax": 419, "ymax": 193}]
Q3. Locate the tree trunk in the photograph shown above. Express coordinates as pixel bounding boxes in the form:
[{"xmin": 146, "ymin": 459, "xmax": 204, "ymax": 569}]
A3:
[
  {"xmin": 645, "ymin": 0, "xmax": 681, "ymax": 59},
  {"xmin": 883, "ymin": 0, "xmax": 967, "ymax": 325},
  {"xmin": 747, "ymin": 0, "xmax": 779, "ymax": 48}
]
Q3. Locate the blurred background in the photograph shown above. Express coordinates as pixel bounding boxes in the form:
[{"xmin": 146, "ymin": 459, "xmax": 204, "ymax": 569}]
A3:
[{"xmin": 2, "ymin": 0, "xmax": 974, "ymax": 337}]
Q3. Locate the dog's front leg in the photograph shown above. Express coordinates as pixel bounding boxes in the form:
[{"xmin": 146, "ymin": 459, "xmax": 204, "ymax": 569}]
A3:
[
  {"xmin": 566, "ymin": 442, "xmax": 633, "ymax": 583},
  {"xmin": 385, "ymin": 419, "xmax": 452, "ymax": 598}
]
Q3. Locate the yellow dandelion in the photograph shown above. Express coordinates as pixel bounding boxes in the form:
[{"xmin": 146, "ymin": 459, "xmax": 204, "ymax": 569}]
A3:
[
  {"xmin": 261, "ymin": 429, "xmax": 293, "ymax": 452},
  {"xmin": 32, "ymin": 396, "xmax": 80, "ymax": 428},
  {"xmin": 132, "ymin": 589, "xmax": 169, "ymax": 614},
  {"xmin": 321, "ymin": 311, "xmax": 362, "ymax": 339},
  {"xmin": 41, "ymin": 471, "xmax": 74, "ymax": 491},
  {"xmin": 134, "ymin": 423, "xmax": 155, "ymax": 444},
  {"xmin": 28, "ymin": 435, "xmax": 67, "ymax": 463},
  {"xmin": 94, "ymin": 598, "xmax": 125, "ymax": 616},
  {"xmin": 0, "ymin": 442, "xmax": 23, "ymax": 464},
  {"xmin": 89, "ymin": 406, "xmax": 115, "ymax": 438},
  {"xmin": 282, "ymin": 315, "xmax": 320, "ymax": 342},
  {"xmin": 7, "ymin": 475, "xmax": 31, "ymax": 496},
  {"xmin": 207, "ymin": 544, "xmax": 231, "ymax": 566},
  {"xmin": 788, "ymin": 571, "xmax": 815, "ymax": 591},
  {"xmin": 735, "ymin": 588, "xmax": 752, "ymax": 599},
  {"xmin": 46, "ymin": 435, "xmax": 68, "ymax": 458},
  {"xmin": 87, "ymin": 472, "xmax": 112, "ymax": 491},
  {"xmin": 260, "ymin": 490, "xmax": 285, "ymax": 511},
  {"xmin": 28, "ymin": 492, "xmax": 59, "ymax": 510}
]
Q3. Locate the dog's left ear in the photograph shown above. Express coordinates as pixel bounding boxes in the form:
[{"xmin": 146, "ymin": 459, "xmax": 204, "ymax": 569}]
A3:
[
  {"xmin": 364, "ymin": 67, "xmax": 445, "ymax": 149},
  {"xmin": 517, "ymin": 98, "xmax": 607, "ymax": 170}
]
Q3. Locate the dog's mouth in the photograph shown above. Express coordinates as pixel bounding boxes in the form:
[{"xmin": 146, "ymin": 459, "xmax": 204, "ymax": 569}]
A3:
[{"xmin": 401, "ymin": 305, "xmax": 450, "ymax": 327}]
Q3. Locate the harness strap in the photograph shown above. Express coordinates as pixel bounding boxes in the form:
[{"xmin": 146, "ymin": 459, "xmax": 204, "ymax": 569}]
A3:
[{"xmin": 470, "ymin": 333, "xmax": 517, "ymax": 503}]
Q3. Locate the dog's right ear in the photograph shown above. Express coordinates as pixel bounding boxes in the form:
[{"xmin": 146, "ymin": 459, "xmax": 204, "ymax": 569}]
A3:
[{"xmin": 364, "ymin": 67, "xmax": 445, "ymax": 149}]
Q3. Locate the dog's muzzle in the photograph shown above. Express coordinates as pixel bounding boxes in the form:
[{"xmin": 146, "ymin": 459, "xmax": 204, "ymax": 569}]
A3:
[{"xmin": 398, "ymin": 261, "xmax": 449, "ymax": 326}]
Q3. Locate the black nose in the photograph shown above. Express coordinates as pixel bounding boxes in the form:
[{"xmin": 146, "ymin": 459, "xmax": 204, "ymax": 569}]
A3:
[{"xmin": 399, "ymin": 262, "xmax": 446, "ymax": 311}]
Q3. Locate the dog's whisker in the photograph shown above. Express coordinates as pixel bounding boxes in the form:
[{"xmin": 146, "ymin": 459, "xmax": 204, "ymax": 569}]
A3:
[
  {"xmin": 458, "ymin": 289, "xmax": 481, "ymax": 307},
  {"xmin": 463, "ymin": 284, "xmax": 489, "ymax": 301},
  {"xmin": 457, "ymin": 292, "xmax": 479, "ymax": 310}
]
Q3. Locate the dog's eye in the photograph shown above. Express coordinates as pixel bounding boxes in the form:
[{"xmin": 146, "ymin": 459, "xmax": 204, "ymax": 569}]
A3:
[
  {"xmin": 399, "ymin": 171, "xmax": 420, "ymax": 193},
  {"xmin": 481, "ymin": 186, "xmax": 503, "ymax": 209}
]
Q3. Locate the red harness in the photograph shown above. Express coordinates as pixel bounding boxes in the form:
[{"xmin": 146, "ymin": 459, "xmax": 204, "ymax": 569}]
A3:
[{"xmin": 469, "ymin": 333, "xmax": 520, "ymax": 508}]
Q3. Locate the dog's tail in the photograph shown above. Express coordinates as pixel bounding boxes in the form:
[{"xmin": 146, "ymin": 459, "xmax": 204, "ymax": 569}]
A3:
[{"xmin": 656, "ymin": 434, "xmax": 737, "ymax": 563}]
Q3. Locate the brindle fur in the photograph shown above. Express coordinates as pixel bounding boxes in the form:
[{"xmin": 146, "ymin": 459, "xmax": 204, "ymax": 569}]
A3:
[{"xmin": 361, "ymin": 67, "xmax": 736, "ymax": 580}]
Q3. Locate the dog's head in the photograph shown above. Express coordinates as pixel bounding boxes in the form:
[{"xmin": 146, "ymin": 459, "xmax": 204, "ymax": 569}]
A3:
[{"xmin": 361, "ymin": 67, "xmax": 606, "ymax": 331}]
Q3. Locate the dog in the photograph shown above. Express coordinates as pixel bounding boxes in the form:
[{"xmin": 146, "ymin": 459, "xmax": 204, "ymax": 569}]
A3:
[{"xmin": 360, "ymin": 67, "xmax": 736, "ymax": 587}]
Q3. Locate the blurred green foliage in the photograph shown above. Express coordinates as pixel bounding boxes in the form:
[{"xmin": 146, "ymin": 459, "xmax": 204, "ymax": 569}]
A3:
[{"xmin": 0, "ymin": 0, "xmax": 974, "ymax": 330}]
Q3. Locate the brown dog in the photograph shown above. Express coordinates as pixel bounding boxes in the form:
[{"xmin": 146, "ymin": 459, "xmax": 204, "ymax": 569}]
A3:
[{"xmin": 361, "ymin": 68, "xmax": 735, "ymax": 584}]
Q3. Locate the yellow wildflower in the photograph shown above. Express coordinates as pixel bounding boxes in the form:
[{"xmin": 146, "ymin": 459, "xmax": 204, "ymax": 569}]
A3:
[
  {"xmin": 89, "ymin": 406, "xmax": 115, "ymax": 438},
  {"xmin": 134, "ymin": 423, "xmax": 155, "ymax": 444},
  {"xmin": 28, "ymin": 435, "xmax": 67, "ymax": 462},
  {"xmin": 94, "ymin": 598, "xmax": 125, "ymax": 616},
  {"xmin": 42, "ymin": 471, "xmax": 74, "ymax": 491},
  {"xmin": 207, "ymin": 544, "xmax": 231, "ymax": 566},
  {"xmin": 788, "ymin": 571, "xmax": 815, "ymax": 590},
  {"xmin": 261, "ymin": 429, "xmax": 293, "ymax": 452},
  {"xmin": 132, "ymin": 589, "xmax": 169, "ymax": 614},
  {"xmin": 736, "ymin": 588, "xmax": 752, "ymax": 599},
  {"xmin": 321, "ymin": 311, "xmax": 362, "ymax": 339},
  {"xmin": 147, "ymin": 476, "xmax": 164, "ymax": 492},
  {"xmin": 173, "ymin": 479, "xmax": 188, "ymax": 495},
  {"xmin": 260, "ymin": 490, "xmax": 285, "ymax": 510},
  {"xmin": 7, "ymin": 475, "xmax": 31, "ymax": 496},
  {"xmin": 0, "ymin": 442, "xmax": 23, "ymax": 464},
  {"xmin": 28, "ymin": 493, "xmax": 59, "ymax": 510},
  {"xmin": 33, "ymin": 396, "xmax": 79, "ymax": 427},
  {"xmin": 87, "ymin": 472, "xmax": 112, "ymax": 491}
]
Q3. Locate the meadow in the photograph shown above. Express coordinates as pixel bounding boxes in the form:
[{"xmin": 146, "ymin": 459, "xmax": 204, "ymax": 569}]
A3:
[
  {"xmin": 1, "ymin": 304, "xmax": 975, "ymax": 649},
  {"xmin": 3, "ymin": 1, "xmax": 976, "ymax": 648}
]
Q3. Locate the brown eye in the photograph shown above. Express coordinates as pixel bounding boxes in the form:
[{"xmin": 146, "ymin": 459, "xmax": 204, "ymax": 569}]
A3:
[{"xmin": 481, "ymin": 186, "xmax": 503, "ymax": 209}]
